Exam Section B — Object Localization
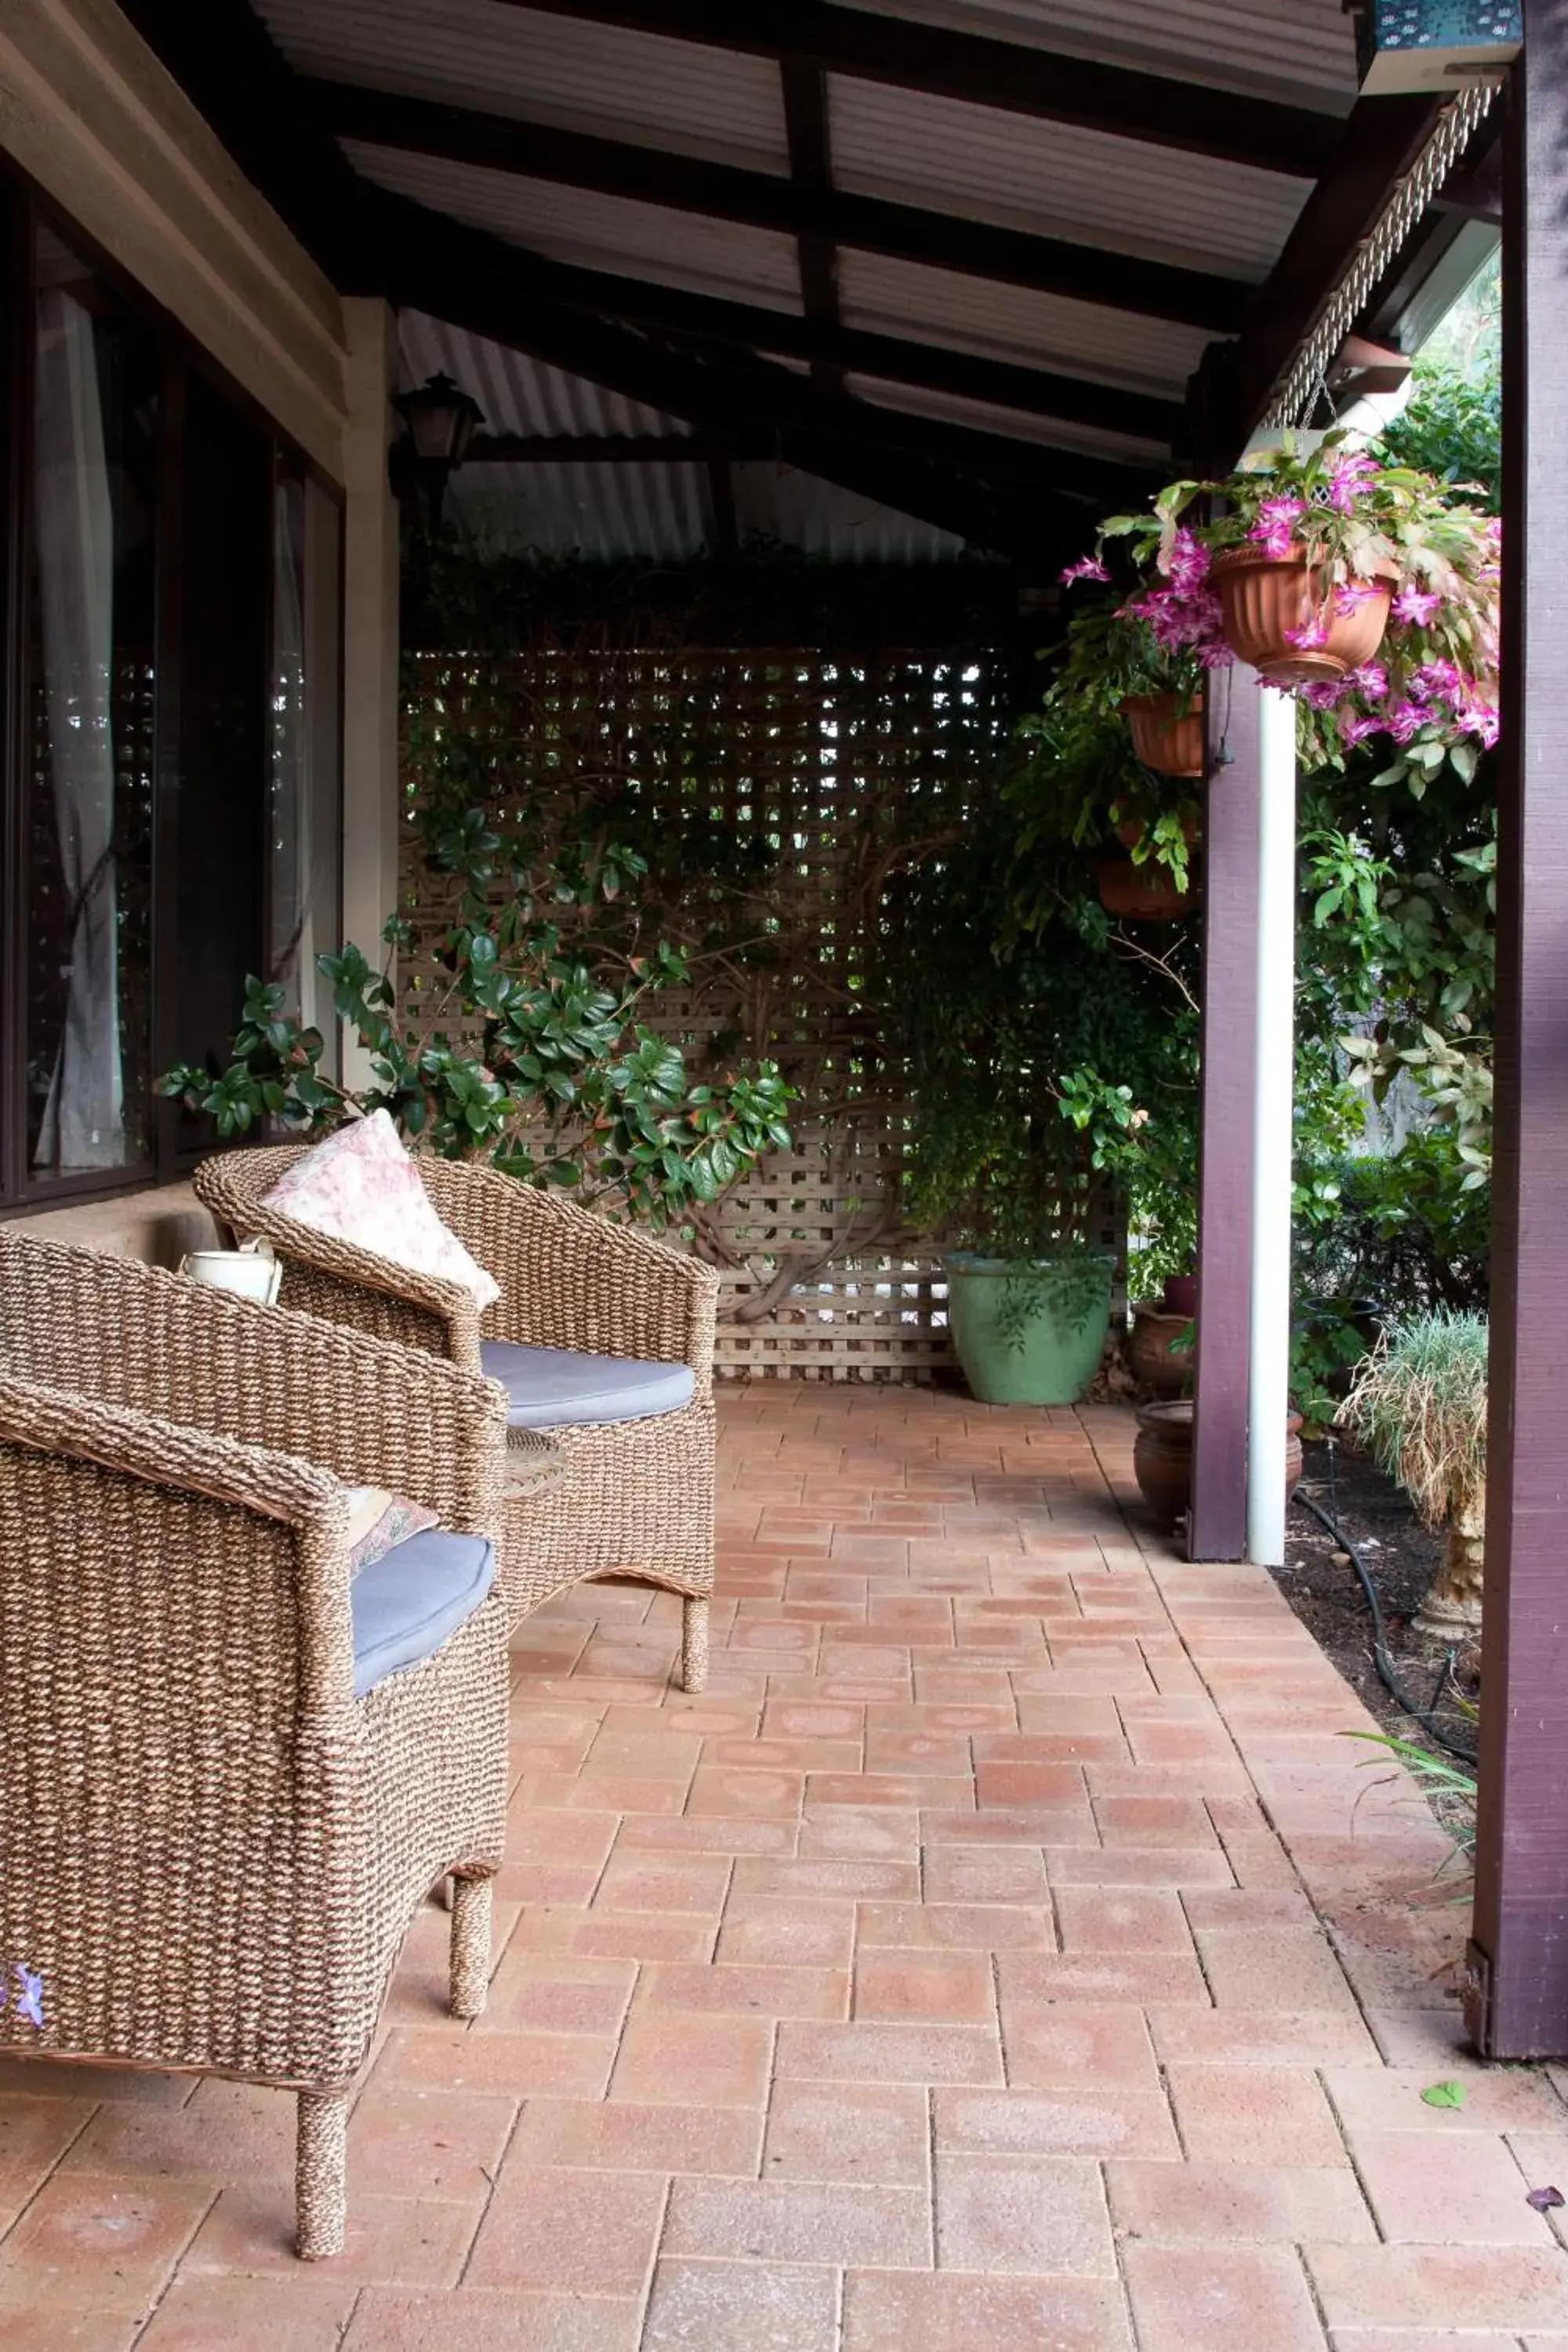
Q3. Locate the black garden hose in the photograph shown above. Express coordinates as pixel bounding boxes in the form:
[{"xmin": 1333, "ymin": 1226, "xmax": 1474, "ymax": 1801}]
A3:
[{"xmin": 1288, "ymin": 1471, "xmax": 1479, "ymax": 1768}]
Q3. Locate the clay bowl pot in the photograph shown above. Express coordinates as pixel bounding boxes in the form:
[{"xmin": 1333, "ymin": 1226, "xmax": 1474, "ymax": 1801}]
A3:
[
  {"xmin": 1210, "ymin": 545, "xmax": 1396, "ymax": 687},
  {"xmin": 1121, "ymin": 692, "xmax": 1205, "ymax": 779},
  {"xmin": 1134, "ymin": 1399, "xmax": 1305, "ymax": 1534},
  {"xmin": 1128, "ymin": 1304, "xmax": 1194, "ymax": 1399},
  {"xmin": 1162, "ymin": 1274, "xmax": 1198, "ymax": 1318}
]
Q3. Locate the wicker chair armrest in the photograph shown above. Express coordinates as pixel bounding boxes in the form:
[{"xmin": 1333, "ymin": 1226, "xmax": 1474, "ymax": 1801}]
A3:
[
  {"xmin": 425, "ymin": 1163, "xmax": 720, "ymax": 1389},
  {"xmin": 193, "ymin": 1149, "xmax": 481, "ymax": 1368},
  {"xmin": 0, "ymin": 1233, "xmax": 507, "ymax": 1539},
  {"xmin": 0, "ymin": 1372, "xmax": 355, "ymax": 1712}
]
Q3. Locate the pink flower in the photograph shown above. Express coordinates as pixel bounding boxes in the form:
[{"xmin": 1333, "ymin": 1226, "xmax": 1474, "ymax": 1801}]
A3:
[
  {"xmin": 1248, "ymin": 495, "xmax": 1305, "ymax": 561},
  {"xmin": 1163, "ymin": 528, "xmax": 1210, "ymax": 593},
  {"xmin": 1334, "ymin": 581, "xmax": 1381, "ymax": 615},
  {"xmin": 1300, "ymin": 681, "xmax": 1342, "ymax": 711},
  {"xmin": 1060, "ymin": 555, "xmax": 1110, "ymax": 586},
  {"xmin": 1339, "ymin": 710, "xmax": 1383, "ymax": 746},
  {"xmin": 1385, "ymin": 701, "xmax": 1426, "ymax": 744},
  {"xmin": 1342, "ymin": 662, "xmax": 1388, "ymax": 702},
  {"xmin": 1324, "ymin": 452, "xmax": 1377, "ymax": 514},
  {"xmin": 1197, "ymin": 639, "xmax": 1236, "ymax": 670},
  {"xmin": 1410, "ymin": 659, "xmax": 1463, "ymax": 707},
  {"xmin": 1391, "ymin": 583, "xmax": 1443, "ymax": 627},
  {"xmin": 1457, "ymin": 695, "xmax": 1501, "ymax": 748},
  {"xmin": 1284, "ymin": 616, "xmax": 1329, "ymax": 652}
]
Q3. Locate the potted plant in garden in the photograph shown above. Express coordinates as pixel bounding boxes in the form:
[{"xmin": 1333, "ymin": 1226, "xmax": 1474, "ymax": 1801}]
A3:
[
  {"xmin": 1090, "ymin": 429, "xmax": 1498, "ymax": 717},
  {"xmin": 1337, "ymin": 1308, "xmax": 1489, "ymax": 1634},
  {"xmin": 1057, "ymin": 557, "xmax": 1214, "ymax": 778}
]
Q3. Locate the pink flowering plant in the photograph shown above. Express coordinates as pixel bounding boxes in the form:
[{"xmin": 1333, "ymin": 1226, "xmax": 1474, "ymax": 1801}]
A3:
[{"xmin": 1077, "ymin": 430, "xmax": 1498, "ymax": 792}]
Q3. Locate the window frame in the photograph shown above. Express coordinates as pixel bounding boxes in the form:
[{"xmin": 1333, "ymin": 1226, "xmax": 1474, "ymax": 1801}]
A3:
[{"xmin": 0, "ymin": 161, "xmax": 344, "ymax": 1216}]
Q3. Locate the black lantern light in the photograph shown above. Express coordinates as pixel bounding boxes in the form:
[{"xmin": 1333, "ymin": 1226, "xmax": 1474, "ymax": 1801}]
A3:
[{"xmin": 390, "ymin": 370, "xmax": 485, "ymax": 529}]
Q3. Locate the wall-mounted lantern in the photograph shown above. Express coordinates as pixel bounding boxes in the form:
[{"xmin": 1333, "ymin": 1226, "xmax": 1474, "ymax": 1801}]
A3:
[
  {"xmin": 1346, "ymin": 2, "xmax": 1521, "ymax": 94},
  {"xmin": 390, "ymin": 370, "xmax": 485, "ymax": 530}
]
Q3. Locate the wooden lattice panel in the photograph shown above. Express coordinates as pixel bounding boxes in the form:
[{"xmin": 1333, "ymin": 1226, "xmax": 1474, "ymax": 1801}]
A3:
[{"xmin": 401, "ymin": 648, "xmax": 1006, "ymax": 1378}]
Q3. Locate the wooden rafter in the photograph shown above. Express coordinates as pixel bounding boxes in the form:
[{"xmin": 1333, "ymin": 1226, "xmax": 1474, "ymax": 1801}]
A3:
[
  {"xmin": 303, "ymin": 78, "xmax": 1251, "ymax": 329},
  {"xmin": 779, "ymin": 57, "xmax": 842, "ymax": 394},
  {"xmin": 478, "ymin": 0, "xmax": 1342, "ymax": 180}
]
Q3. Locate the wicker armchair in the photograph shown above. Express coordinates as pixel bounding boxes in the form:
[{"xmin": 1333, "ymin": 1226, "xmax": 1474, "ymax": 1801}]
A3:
[
  {"xmin": 0, "ymin": 1229, "xmax": 511, "ymax": 2259},
  {"xmin": 194, "ymin": 1147, "xmax": 720, "ymax": 1690}
]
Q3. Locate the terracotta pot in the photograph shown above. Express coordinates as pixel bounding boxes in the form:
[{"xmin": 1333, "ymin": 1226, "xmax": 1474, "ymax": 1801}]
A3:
[
  {"xmin": 1096, "ymin": 856, "xmax": 1196, "ymax": 923},
  {"xmin": 1122, "ymin": 692, "xmax": 1205, "ymax": 779},
  {"xmin": 1128, "ymin": 1305, "xmax": 1194, "ymax": 1399},
  {"xmin": 1133, "ymin": 1399, "xmax": 1305, "ymax": 1534},
  {"xmin": 1162, "ymin": 1273, "xmax": 1198, "ymax": 1318},
  {"xmin": 1210, "ymin": 544, "xmax": 1396, "ymax": 687}
]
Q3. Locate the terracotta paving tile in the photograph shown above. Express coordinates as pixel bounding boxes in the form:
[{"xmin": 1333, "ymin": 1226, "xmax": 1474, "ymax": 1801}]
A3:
[
  {"xmin": 935, "ymin": 2151, "xmax": 1116, "ymax": 2275},
  {"xmin": 1123, "ymin": 2242, "xmax": 1327, "ymax": 2352},
  {"xmin": 609, "ymin": 2012, "xmax": 774, "ymax": 2107},
  {"xmin": 1324, "ymin": 2063, "xmax": 1566, "ymax": 2139},
  {"xmin": 854, "ymin": 1952, "xmax": 996, "ymax": 2024},
  {"xmin": 0, "ymin": 2172, "xmax": 213, "ymax": 2312},
  {"xmin": 591, "ymin": 1853, "xmax": 733, "ymax": 1914},
  {"xmin": 1352, "ymin": 2128, "xmax": 1558, "ymax": 2244},
  {"xmin": 343, "ymin": 2085, "xmax": 516, "ymax": 2199},
  {"xmin": 615, "ymin": 1815, "xmax": 797, "ymax": 1857},
  {"xmin": 133, "ymin": 2274, "xmax": 357, "ymax": 2349},
  {"xmin": 478, "ymin": 1952, "xmax": 637, "ymax": 2037},
  {"xmin": 1165, "ymin": 2064, "xmax": 1351, "ymax": 2168},
  {"xmin": 0, "ymin": 2308, "xmax": 137, "ymax": 2352},
  {"xmin": 343, "ymin": 2287, "xmax": 642, "ymax": 2350},
  {"xmin": 1330, "ymin": 2336, "xmax": 1522, "ymax": 2352},
  {"xmin": 934, "ymin": 2085, "xmax": 1180, "ymax": 2160},
  {"xmin": 2, "ymin": 2094, "xmax": 122, "ymax": 2178},
  {"xmin": 509, "ymin": 2096, "xmax": 763, "ymax": 2177},
  {"xmin": 1196, "ymin": 1927, "xmax": 1361, "ymax": 2013},
  {"xmin": 180, "ymin": 2187, "xmax": 480, "ymax": 2286},
  {"xmin": 856, "ymin": 1900, "xmax": 1052, "ymax": 1952},
  {"xmin": 637, "ymin": 1962, "xmax": 850, "ymax": 2020},
  {"xmin": 466, "ymin": 2164, "xmax": 666, "ymax": 2292},
  {"xmin": 642, "ymin": 2257, "xmax": 840, "ymax": 2350},
  {"xmin": 1147, "ymin": 2007, "xmax": 1381, "ymax": 2067},
  {"xmin": 1044, "ymin": 1844, "xmax": 1233, "ymax": 1889},
  {"xmin": 1107, "ymin": 2158, "xmax": 1372, "ymax": 2243},
  {"xmin": 0, "ymin": 2062, "xmax": 191, "ymax": 2111},
  {"xmin": 840, "ymin": 2268, "xmax": 1134, "ymax": 2350},
  {"xmin": 717, "ymin": 1902, "xmax": 858, "ymax": 1968},
  {"xmin": 994, "ymin": 1948, "xmax": 1210, "ymax": 2005},
  {"xmin": 1306, "ymin": 2242, "xmax": 1568, "ymax": 2332},
  {"xmin": 1092, "ymin": 1794, "xmax": 1218, "ymax": 1847},
  {"xmin": 662, "ymin": 2176, "xmax": 931, "ymax": 2267},
  {"xmin": 922, "ymin": 1846, "xmax": 1051, "ymax": 1907},
  {"xmin": 777, "ymin": 2020, "xmax": 1004, "ymax": 2085},
  {"xmin": 376, "ymin": 2024, "xmax": 616, "ymax": 2100},
  {"xmin": 999, "ymin": 2002, "xmax": 1161, "ymax": 2092},
  {"xmin": 799, "ymin": 1807, "xmax": 921, "ymax": 1863},
  {"xmin": 1053, "ymin": 1887, "xmax": 1193, "ymax": 1953},
  {"xmin": 763, "ymin": 2081, "xmax": 930, "ymax": 2186}
]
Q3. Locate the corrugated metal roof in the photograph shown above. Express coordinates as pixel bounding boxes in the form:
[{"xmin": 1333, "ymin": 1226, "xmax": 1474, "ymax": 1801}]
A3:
[
  {"xmin": 732, "ymin": 463, "xmax": 960, "ymax": 561},
  {"xmin": 827, "ymin": 78, "xmax": 1311, "ymax": 281},
  {"xmin": 345, "ymin": 141, "xmax": 805, "ymax": 311},
  {"xmin": 844, "ymin": 374, "xmax": 1169, "ymax": 468},
  {"xmin": 399, "ymin": 311, "xmax": 690, "ymax": 437},
  {"xmin": 256, "ymin": 0, "xmax": 789, "ymax": 171},
  {"xmin": 837, "ymin": 0, "xmax": 1359, "ymax": 111},
  {"xmin": 837, "ymin": 249, "xmax": 1210, "ymax": 397}
]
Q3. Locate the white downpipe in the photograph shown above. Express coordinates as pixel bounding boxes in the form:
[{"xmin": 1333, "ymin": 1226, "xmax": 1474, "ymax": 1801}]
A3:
[{"xmin": 1247, "ymin": 684, "xmax": 1299, "ymax": 1566}]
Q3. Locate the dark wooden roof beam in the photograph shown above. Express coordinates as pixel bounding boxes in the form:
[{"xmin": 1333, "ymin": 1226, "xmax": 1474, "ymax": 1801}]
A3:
[{"xmin": 304, "ymin": 78, "xmax": 1252, "ymax": 329}]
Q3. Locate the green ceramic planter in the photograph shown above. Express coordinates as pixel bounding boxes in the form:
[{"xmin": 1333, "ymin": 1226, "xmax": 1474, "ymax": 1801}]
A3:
[{"xmin": 943, "ymin": 1252, "xmax": 1116, "ymax": 1406}]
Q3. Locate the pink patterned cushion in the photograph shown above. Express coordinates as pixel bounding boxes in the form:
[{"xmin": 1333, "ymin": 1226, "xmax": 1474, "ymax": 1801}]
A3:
[{"xmin": 260, "ymin": 1111, "xmax": 500, "ymax": 1312}]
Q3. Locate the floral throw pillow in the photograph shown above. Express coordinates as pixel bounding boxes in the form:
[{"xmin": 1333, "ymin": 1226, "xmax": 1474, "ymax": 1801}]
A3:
[
  {"xmin": 260, "ymin": 1110, "xmax": 500, "ymax": 1312},
  {"xmin": 344, "ymin": 1485, "xmax": 441, "ymax": 1577}
]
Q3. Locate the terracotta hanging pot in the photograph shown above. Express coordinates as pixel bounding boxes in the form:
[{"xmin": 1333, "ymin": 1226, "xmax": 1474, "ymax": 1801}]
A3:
[
  {"xmin": 1133, "ymin": 1399, "xmax": 1305, "ymax": 1534},
  {"xmin": 1116, "ymin": 812, "xmax": 1200, "ymax": 855},
  {"xmin": 1121, "ymin": 692, "xmax": 1206, "ymax": 779},
  {"xmin": 1096, "ymin": 856, "xmax": 1197, "ymax": 923},
  {"xmin": 1210, "ymin": 545, "xmax": 1396, "ymax": 687}
]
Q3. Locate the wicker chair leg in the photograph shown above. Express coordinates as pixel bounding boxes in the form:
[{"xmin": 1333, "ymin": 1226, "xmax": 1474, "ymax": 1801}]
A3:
[
  {"xmin": 449, "ymin": 1873, "xmax": 492, "ymax": 2019},
  {"xmin": 681, "ymin": 1594, "xmax": 710, "ymax": 1693},
  {"xmin": 295, "ymin": 2091, "xmax": 348, "ymax": 2260}
]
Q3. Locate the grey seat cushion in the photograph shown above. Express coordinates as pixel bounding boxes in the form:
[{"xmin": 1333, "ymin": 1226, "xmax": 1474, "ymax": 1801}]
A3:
[
  {"xmin": 480, "ymin": 1340, "xmax": 695, "ymax": 1431},
  {"xmin": 350, "ymin": 1527, "xmax": 496, "ymax": 1697}
]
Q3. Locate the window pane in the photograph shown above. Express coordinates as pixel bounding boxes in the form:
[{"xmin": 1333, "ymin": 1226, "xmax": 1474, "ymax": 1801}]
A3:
[
  {"xmin": 26, "ymin": 225, "xmax": 158, "ymax": 1176},
  {"xmin": 169, "ymin": 367, "xmax": 269, "ymax": 1116},
  {"xmin": 268, "ymin": 469, "xmax": 342, "ymax": 1062}
]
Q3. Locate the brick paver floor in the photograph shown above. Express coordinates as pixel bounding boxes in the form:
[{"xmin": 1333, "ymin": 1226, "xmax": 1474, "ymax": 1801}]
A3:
[{"xmin": 4, "ymin": 1385, "xmax": 1568, "ymax": 2349}]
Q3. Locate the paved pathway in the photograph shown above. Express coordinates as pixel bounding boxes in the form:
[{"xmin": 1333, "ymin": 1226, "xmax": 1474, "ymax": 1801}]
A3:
[{"xmin": 2, "ymin": 1385, "xmax": 1566, "ymax": 2348}]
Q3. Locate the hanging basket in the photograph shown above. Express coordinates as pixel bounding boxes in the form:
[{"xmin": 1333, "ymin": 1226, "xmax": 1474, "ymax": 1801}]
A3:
[
  {"xmin": 1210, "ymin": 546, "xmax": 1396, "ymax": 686},
  {"xmin": 1096, "ymin": 855, "xmax": 1197, "ymax": 923},
  {"xmin": 1121, "ymin": 692, "xmax": 1205, "ymax": 779}
]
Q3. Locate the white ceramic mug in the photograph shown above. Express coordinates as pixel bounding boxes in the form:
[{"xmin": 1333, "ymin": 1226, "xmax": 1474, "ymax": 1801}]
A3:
[{"xmin": 179, "ymin": 1243, "xmax": 282, "ymax": 1307}]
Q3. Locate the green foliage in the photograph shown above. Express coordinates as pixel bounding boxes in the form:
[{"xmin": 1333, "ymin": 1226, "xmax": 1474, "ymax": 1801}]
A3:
[{"xmin": 160, "ymin": 771, "xmax": 793, "ymax": 1228}]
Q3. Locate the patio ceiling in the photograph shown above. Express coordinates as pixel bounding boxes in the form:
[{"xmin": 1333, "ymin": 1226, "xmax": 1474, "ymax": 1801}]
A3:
[{"xmin": 120, "ymin": 0, "xmax": 1487, "ymax": 564}]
